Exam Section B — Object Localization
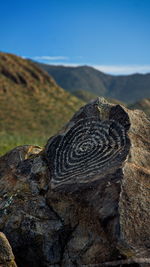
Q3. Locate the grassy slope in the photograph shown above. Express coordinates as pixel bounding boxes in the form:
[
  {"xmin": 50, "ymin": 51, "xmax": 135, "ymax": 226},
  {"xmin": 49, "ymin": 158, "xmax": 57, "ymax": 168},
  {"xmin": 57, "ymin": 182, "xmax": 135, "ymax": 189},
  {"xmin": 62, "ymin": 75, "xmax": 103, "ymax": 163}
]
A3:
[
  {"xmin": 37, "ymin": 63, "xmax": 150, "ymax": 103},
  {"xmin": 0, "ymin": 52, "xmax": 84, "ymax": 155}
]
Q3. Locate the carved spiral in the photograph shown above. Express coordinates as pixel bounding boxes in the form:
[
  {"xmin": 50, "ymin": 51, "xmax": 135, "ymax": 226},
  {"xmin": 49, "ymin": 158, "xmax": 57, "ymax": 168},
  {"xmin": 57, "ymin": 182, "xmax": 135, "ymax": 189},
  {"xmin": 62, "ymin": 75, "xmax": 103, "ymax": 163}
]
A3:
[{"xmin": 46, "ymin": 117, "xmax": 128, "ymax": 186}]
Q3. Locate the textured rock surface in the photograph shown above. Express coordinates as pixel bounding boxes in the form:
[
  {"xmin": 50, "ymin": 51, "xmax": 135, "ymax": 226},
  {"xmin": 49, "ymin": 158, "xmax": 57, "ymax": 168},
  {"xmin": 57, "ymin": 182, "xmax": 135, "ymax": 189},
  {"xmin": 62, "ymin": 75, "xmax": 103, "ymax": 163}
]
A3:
[
  {"xmin": 0, "ymin": 232, "xmax": 17, "ymax": 266},
  {"xmin": 0, "ymin": 98, "xmax": 150, "ymax": 267}
]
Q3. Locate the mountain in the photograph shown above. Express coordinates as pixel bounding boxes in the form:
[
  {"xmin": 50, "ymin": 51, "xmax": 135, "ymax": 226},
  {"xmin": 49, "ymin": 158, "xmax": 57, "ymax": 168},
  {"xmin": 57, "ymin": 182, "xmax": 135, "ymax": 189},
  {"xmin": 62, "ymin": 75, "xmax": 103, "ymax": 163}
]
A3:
[
  {"xmin": 0, "ymin": 52, "xmax": 84, "ymax": 154},
  {"xmin": 36, "ymin": 63, "xmax": 150, "ymax": 103},
  {"xmin": 36, "ymin": 63, "xmax": 111, "ymax": 97}
]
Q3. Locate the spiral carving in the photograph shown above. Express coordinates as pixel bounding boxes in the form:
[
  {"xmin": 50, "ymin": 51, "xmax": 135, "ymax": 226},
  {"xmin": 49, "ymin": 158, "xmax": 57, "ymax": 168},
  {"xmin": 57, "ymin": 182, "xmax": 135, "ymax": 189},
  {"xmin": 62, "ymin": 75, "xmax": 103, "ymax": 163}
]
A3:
[{"xmin": 46, "ymin": 116, "xmax": 129, "ymax": 187}]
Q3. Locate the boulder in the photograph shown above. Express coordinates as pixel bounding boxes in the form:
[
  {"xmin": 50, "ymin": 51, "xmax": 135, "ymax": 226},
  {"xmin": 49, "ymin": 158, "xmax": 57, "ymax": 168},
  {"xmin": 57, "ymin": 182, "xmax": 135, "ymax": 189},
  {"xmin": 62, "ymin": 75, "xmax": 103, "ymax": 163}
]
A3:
[{"xmin": 0, "ymin": 98, "xmax": 149, "ymax": 266}]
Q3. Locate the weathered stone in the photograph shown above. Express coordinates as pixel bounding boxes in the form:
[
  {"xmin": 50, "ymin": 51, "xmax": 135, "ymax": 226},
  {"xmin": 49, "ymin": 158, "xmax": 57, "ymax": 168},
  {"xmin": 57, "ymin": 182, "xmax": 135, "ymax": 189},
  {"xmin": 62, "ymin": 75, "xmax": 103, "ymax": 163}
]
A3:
[
  {"xmin": 0, "ymin": 232, "xmax": 17, "ymax": 266},
  {"xmin": 0, "ymin": 98, "xmax": 149, "ymax": 266}
]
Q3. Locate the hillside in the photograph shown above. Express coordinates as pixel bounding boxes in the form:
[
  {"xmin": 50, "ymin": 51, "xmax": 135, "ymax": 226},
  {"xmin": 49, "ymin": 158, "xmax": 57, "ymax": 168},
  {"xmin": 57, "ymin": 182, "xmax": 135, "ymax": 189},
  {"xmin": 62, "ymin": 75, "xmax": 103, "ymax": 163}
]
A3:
[
  {"xmin": 128, "ymin": 98, "xmax": 150, "ymax": 117},
  {"xmin": 0, "ymin": 52, "xmax": 84, "ymax": 154},
  {"xmin": 36, "ymin": 63, "xmax": 111, "ymax": 97},
  {"xmin": 37, "ymin": 63, "xmax": 150, "ymax": 103},
  {"xmin": 72, "ymin": 89, "xmax": 125, "ymax": 106}
]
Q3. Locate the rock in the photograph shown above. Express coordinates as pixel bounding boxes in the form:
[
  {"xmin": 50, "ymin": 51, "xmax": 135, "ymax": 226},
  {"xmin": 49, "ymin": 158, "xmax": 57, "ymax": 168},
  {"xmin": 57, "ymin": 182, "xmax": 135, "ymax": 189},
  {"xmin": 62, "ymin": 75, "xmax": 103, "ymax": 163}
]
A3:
[
  {"xmin": 0, "ymin": 232, "xmax": 17, "ymax": 266},
  {"xmin": 0, "ymin": 98, "xmax": 150, "ymax": 267}
]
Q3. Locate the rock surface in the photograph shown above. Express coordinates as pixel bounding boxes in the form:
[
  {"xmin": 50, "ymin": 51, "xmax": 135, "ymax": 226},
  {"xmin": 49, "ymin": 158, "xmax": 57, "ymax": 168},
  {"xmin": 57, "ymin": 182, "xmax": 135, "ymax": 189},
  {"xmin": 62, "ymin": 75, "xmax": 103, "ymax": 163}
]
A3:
[
  {"xmin": 0, "ymin": 98, "xmax": 150, "ymax": 267},
  {"xmin": 0, "ymin": 232, "xmax": 17, "ymax": 266}
]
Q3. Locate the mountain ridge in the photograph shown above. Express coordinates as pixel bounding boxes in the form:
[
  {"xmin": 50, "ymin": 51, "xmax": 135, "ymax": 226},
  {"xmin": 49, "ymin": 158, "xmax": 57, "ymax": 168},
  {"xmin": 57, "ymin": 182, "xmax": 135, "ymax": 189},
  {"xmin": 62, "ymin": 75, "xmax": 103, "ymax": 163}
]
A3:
[{"xmin": 36, "ymin": 62, "xmax": 150, "ymax": 103}]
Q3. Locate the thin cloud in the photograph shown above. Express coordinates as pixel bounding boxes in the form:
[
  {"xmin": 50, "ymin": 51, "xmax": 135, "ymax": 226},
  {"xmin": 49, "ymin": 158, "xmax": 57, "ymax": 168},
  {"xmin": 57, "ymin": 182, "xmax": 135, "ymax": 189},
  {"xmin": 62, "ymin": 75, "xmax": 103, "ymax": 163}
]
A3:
[
  {"xmin": 40, "ymin": 63, "xmax": 150, "ymax": 74},
  {"xmin": 23, "ymin": 56, "xmax": 150, "ymax": 74},
  {"xmin": 93, "ymin": 65, "xmax": 150, "ymax": 75},
  {"xmin": 50, "ymin": 63, "xmax": 150, "ymax": 74},
  {"xmin": 32, "ymin": 56, "xmax": 69, "ymax": 61},
  {"xmin": 44, "ymin": 62, "xmax": 79, "ymax": 67}
]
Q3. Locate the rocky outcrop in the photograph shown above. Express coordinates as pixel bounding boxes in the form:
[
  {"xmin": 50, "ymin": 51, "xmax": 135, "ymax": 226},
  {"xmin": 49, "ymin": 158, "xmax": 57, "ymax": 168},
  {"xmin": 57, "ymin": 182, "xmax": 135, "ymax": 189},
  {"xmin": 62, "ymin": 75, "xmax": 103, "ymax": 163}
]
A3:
[
  {"xmin": 0, "ymin": 98, "xmax": 149, "ymax": 267},
  {"xmin": 0, "ymin": 232, "xmax": 17, "ymax": 266}
]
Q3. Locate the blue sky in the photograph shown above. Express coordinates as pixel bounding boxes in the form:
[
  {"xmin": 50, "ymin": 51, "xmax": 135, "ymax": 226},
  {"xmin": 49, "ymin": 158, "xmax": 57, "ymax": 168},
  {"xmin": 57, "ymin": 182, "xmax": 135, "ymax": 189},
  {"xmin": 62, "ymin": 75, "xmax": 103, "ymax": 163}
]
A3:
[{"xmin": 0, "ymin": 0, "xmax": 150, "ymax": 74}]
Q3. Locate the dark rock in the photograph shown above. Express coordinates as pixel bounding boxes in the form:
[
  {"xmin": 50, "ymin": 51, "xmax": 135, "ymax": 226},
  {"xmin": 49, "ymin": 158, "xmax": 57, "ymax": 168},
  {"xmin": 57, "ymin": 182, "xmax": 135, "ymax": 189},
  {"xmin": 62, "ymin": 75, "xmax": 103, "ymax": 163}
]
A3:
[{"xmin": 0, "ymin": 98, "xmax": 149, "ymax": 267}]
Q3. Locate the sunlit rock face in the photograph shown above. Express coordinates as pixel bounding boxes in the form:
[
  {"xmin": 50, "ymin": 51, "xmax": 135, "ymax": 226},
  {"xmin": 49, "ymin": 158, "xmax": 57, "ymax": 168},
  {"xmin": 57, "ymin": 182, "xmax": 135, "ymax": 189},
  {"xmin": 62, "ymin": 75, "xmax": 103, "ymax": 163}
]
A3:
[
  {"xmin": 0, "ymin": 232, "xmax": 17, "ymax": 266},
  {"xmin": 0, "ymin": 98, "xmax": 149, "ymax": 267}
]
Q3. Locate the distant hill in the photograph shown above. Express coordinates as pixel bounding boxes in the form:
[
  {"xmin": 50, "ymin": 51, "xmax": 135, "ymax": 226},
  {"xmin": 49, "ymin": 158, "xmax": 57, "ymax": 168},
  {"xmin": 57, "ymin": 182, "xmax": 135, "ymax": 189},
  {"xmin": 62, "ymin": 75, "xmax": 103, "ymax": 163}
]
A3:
[
  {"xmin": 128, "ymin": 98, "xmax": 150, "ymax": 117},
  {"xmin": 36, "ymin": 63, "xmax": 150, "ymax": 103},
  {"xmin": 0, "ymin": 52, "xmax": 84, "ymax": 153},
  {"xmin": 72, "ymin": 89, "xmax": 125, "ymax": 106}
]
